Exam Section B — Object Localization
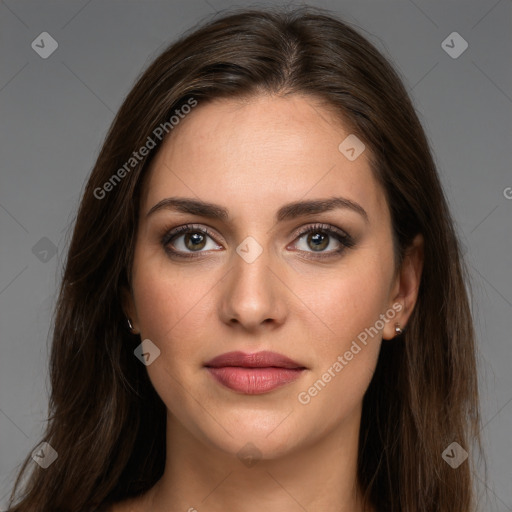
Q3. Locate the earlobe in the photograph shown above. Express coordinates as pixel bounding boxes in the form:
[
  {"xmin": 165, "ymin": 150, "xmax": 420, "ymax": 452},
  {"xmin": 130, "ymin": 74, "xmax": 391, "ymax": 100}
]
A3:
[
  {"xmin": 126, "ymin": 317, "xmax": 138, "ymax": 334},
  {"xmin": 121, "ymin": 286, "xmax": 140, "ymax": 334},
  {"xmin": 384, "ymin": 233, "xmax": 424, "ymax": 340}
]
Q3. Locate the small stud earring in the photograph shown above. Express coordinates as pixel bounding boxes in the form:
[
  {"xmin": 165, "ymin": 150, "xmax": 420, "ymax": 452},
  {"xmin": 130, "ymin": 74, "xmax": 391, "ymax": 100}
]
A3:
[{"xmin": 394, "ymin": 323, "xmax": 403, "ymax": 336}]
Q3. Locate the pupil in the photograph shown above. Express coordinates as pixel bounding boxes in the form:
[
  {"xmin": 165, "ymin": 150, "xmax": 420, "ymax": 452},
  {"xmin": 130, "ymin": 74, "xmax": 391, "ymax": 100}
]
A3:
[
  {"xmin": 309, "ymin": 232, "xmax": 328, "ymax": 251},
  {"xmin": 186, "ymin": 232, "xmax": 205, "ymax": 250}
]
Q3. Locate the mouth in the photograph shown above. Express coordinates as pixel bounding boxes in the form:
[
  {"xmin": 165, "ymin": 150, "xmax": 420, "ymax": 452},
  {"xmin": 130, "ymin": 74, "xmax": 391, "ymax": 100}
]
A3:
[{"xmin": 204, "ymin": 351, "xmax": 307, "ymax": 395}]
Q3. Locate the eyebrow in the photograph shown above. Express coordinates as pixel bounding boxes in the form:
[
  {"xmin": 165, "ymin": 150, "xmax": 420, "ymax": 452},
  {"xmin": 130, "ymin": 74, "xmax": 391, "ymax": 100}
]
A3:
[{"xmin": 146, "ymin": 196, "xmax": 369, "ymax": 224}]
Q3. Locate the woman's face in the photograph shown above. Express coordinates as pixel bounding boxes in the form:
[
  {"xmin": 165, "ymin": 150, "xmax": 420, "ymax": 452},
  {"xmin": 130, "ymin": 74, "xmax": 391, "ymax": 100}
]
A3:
[{"xmin": 125, "ymin": 94, "xmax": 418, "ymax": 460}]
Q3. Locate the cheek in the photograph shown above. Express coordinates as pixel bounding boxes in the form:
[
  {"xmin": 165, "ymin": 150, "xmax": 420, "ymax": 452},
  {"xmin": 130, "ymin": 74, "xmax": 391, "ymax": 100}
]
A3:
[
  {"xmin": 132, "ymin": 267, "xmax": 209, "ymax": 353},
  {"xmin": 130, "ymin": 244, "xmax": 225, "ymax": 374},
  {"xmin": 307, "ymin": 258, "xmax": 391, "ymax": 350},
  {"xmin": 130, "ymin": 260, "xmax": 214, "ymax": 418},
  {"xmin": 294, "ymin": 257, "xmax": 391, "ymax": 410}
]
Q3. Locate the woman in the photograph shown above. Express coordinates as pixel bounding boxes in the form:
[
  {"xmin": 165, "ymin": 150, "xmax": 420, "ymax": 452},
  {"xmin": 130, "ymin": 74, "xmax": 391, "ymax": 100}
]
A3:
[{"xmin": 7, "ymin": 5, "xmax": 484, "ymax": 512}]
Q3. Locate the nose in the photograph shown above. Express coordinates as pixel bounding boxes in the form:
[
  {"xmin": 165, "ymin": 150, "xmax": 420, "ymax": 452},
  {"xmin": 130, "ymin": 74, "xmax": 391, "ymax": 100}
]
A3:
[{"xmin": 219, "ymin": 241, "xmax": 287, "ymax": 332}]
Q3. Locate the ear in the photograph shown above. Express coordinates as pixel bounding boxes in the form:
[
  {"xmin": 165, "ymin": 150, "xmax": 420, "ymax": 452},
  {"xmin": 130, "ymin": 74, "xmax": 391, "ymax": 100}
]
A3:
[
  {"xmin": 383, "ymin": 233, "xmax": 424, "ymax": 340},
  {"xmin": 121, "ymin": 285, "xmax": 140, "ymax": 334}
]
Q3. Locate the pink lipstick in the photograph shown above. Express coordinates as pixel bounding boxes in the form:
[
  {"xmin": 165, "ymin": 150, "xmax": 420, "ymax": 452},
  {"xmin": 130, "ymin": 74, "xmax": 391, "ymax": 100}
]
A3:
[{"xmin": 204, "ymin": 351, "xmax": 306, "ymax": 395}]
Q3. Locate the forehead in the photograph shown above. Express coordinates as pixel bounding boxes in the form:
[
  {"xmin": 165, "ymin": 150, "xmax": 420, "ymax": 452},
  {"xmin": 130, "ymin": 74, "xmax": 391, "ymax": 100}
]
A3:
[{"xmin": 140, "ymin": 94, "xmax": 389, "ymax": 224}]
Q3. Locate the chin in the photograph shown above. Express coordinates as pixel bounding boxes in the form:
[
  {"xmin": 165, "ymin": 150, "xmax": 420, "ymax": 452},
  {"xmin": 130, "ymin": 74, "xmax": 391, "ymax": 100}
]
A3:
[{"xmin": 196, "ymin": 413, "xmax": 304, "ymax": 461}]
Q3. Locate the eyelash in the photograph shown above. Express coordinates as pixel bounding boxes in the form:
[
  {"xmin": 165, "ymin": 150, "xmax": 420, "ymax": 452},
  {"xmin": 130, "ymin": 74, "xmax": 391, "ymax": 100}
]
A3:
[{"xmin": 160, "ymin": 223, "xmax": 355, "ymax": 260}]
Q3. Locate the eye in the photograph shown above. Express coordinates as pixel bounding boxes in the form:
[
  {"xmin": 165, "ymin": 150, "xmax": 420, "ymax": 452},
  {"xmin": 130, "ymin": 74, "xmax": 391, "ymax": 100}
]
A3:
[
  {"xmin": 162, "ymin": 224, "xmax": 222, "ymax": 259},
  {"xmin": 161, "ymin": 223, "xmax": 355, "ymax": 260},
  {"xmin": 290, "ymin": 223, "xmax": 355, "ymax": 259}
]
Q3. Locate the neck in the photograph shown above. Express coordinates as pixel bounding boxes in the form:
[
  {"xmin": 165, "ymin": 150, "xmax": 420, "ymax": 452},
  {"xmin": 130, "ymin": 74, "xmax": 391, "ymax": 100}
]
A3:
[{"xmin": 145, "ymin": 404, "xmax": 373, "ymax": 512}]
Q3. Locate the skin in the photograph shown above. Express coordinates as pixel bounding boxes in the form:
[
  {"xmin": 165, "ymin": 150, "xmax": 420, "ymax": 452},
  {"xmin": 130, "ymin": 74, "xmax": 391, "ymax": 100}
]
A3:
[{"xmin": 118, "ymin": 94, "xmax": 424, "ymax": 512}]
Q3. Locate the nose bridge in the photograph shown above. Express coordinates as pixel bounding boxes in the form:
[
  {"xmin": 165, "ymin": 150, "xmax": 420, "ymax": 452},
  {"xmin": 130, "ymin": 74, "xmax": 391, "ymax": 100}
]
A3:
[{"xmin": 221, "ymin": 234, "xmax": 283, "ymax": 328}]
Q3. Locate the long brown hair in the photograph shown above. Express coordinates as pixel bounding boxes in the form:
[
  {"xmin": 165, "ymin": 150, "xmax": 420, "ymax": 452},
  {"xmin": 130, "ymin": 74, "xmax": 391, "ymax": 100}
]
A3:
[{"xmin": 7, "ymin": 6, "xmax": 484, "ymax": 511}]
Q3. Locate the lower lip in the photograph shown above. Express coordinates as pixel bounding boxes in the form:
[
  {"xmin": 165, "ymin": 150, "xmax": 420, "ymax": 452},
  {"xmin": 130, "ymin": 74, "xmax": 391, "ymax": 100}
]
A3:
[{"xmin": 206, "ymin": 367, "xmax": 305, "ymax": 394}]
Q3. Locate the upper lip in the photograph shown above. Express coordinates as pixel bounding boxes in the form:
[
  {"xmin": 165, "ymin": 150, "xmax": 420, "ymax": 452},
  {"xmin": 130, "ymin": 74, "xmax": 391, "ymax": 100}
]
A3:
[{"xmin": 204, "ymin": 351, "xmax": 306, "ymax": 369}]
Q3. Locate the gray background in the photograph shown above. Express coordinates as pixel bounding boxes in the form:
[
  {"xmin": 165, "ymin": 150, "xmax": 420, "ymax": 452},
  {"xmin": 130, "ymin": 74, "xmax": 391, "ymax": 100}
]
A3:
[{"xmin": 0, "ymin": 0, "xmax": 511, "ymax": 510}]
